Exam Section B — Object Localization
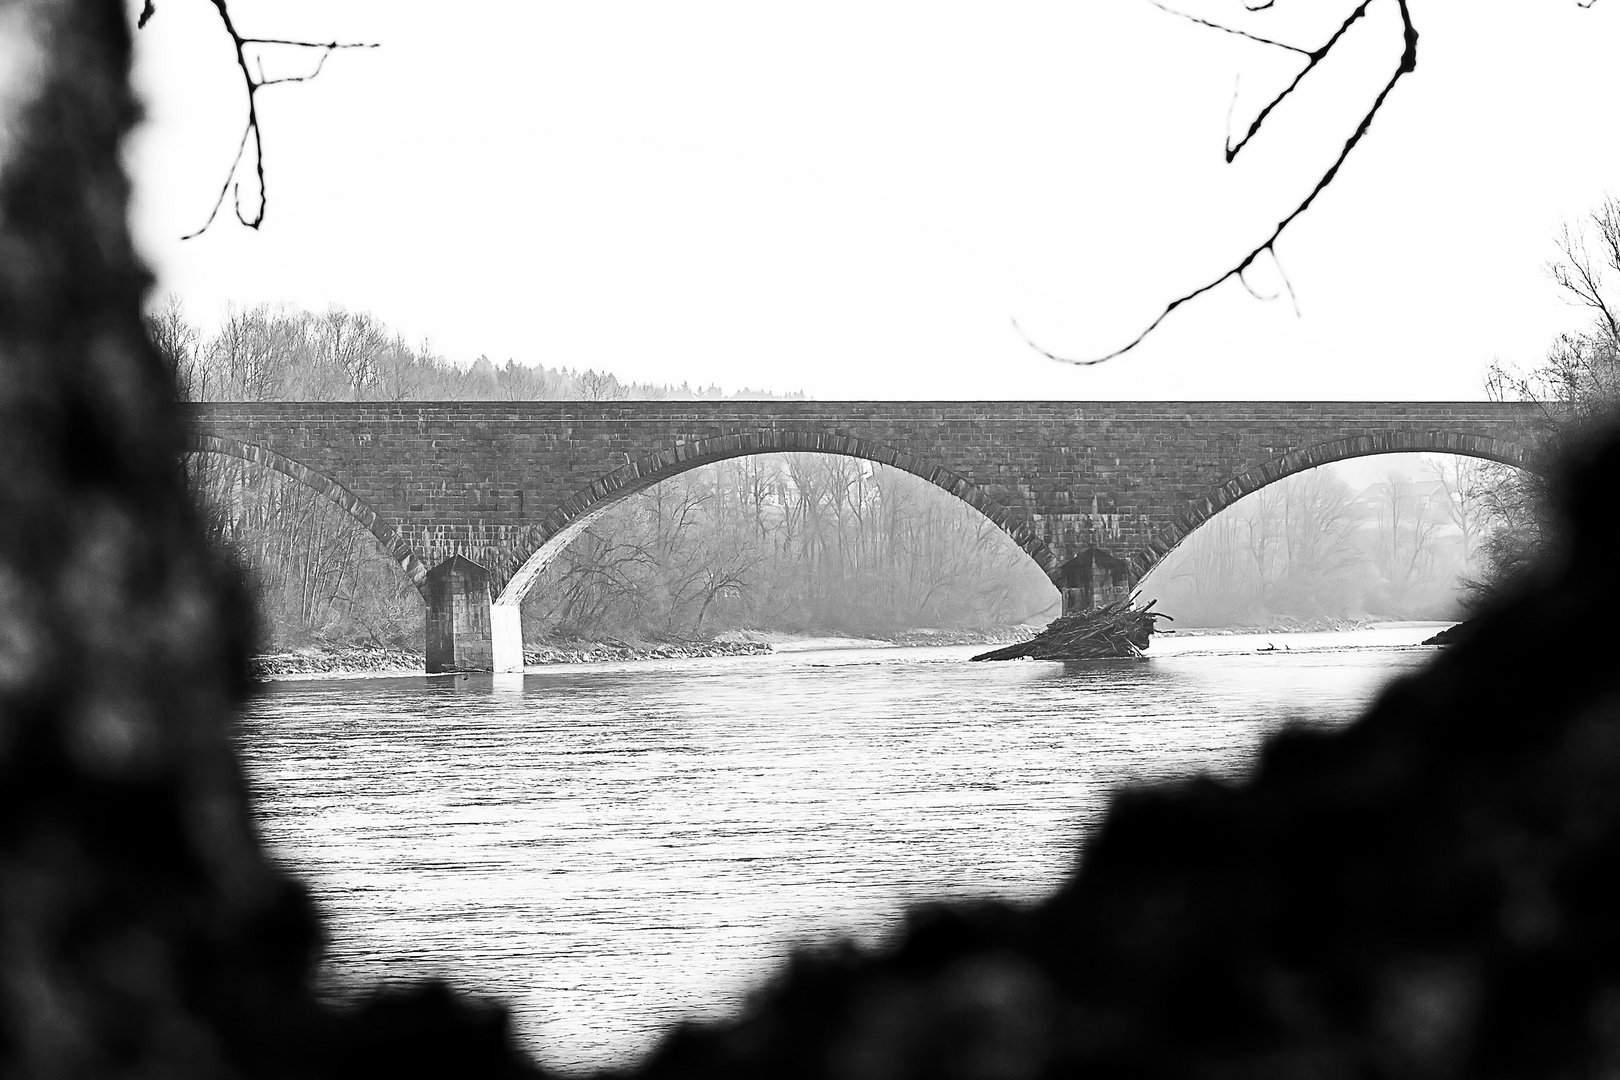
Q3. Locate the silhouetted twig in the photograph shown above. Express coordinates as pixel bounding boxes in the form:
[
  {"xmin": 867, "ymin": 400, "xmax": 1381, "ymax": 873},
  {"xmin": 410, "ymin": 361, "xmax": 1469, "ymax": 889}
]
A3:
[
  {"xmin": 1018, "ymin": 0, "xmax": 1418, "ymax": 365},
  {"xmin": 141, "ymin": 0, "xmax": 376, "ymax": 239},
  {"xmin": 1026, "ymin": 0, "xmax": 1605, "ymax": 365}
]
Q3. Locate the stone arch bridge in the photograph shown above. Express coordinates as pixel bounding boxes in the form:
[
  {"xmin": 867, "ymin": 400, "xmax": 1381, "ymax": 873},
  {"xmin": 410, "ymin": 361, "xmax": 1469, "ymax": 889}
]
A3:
[{"xmin": 184, "ymin": 401, "xmax": 1542, "ymax": 672}]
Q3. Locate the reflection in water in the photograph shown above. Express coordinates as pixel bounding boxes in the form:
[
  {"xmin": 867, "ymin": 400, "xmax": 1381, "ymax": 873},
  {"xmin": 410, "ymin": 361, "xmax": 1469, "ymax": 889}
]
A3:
[{"xmin": 235, "ymin": 626, "xmax": 1441, "ymax": 1073}]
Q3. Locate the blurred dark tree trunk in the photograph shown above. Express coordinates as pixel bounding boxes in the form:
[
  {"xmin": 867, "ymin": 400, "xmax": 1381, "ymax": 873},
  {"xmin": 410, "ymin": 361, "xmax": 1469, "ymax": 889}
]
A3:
[{"xmin": 0, "ymin": 3, "xmax": 537, "ymax": 1076}]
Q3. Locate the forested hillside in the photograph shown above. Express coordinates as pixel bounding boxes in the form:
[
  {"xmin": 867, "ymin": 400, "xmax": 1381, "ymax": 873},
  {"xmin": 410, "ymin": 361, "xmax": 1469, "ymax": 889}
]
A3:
[{"xmin": 149, "ymin": 297, "xmax": 801, "ymax": 403}]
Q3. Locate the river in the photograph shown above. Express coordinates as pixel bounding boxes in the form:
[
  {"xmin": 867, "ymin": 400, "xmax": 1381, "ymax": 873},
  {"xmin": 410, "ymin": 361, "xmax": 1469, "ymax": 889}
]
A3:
[{"xmin": 235, "ymin": 624, "xmax": 1446, "ymax": 1073}]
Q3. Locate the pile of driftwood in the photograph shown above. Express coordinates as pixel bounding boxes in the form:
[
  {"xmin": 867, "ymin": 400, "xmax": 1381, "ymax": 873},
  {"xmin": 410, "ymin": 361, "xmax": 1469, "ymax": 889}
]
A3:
[{"xmin": 971, "ymin": 598, "xmax": 1171, "ymax": 662}]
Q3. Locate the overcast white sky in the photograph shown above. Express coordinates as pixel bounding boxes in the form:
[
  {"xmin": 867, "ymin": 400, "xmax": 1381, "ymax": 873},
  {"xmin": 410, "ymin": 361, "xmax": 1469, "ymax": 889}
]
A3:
[{"xmin": 126, "ymin": 1, "xmax": 1619, "ymax": 401}]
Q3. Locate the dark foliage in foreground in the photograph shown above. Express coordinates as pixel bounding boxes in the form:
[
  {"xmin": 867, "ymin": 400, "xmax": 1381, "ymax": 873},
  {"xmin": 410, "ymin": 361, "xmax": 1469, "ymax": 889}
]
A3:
[
  {"xmin": 1467, "ymin": 198, "xmax": 1620, "ymax": 610},
  {"xmin": 7, "ymin": 2, "xmax": 1620, "ymax": 1078}
]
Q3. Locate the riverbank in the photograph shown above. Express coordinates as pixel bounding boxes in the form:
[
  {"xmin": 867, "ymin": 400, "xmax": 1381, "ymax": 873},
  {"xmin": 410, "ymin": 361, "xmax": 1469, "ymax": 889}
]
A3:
[
  {"xmin": 249, "ymin": 620, "xmax": 1453, "ymax": 679},
  {"xmin": 250, "ymin": 627, "xmax": 1041, "ymax": 679},
  {"xmin": 251, "ymin": 647, "xmax": 425, "ymax": 679},
  {"xmin": 250, "ymin": 640, "xmax": 774, "ymax": 679},
  {"xmin": 524, "ymin": 639, "xmax": 772, "ymax": 664},
  {"xmin": 715, "ymin": 626, "xmax": 1039, "ymax": 651}
]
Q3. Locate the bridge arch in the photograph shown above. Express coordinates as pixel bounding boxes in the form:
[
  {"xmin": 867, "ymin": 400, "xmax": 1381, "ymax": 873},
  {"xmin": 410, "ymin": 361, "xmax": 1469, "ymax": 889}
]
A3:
[
  {"xmin": 493, "ymin": 428, "xmax": 1059, "ymax": 607},
  {"xmin": 184, "ymin": 433, "xmax": 429, "ymax": 590},
  {"xmin": 1129, "ymin": 429, "xmax": 1536, "ymax": 580}
]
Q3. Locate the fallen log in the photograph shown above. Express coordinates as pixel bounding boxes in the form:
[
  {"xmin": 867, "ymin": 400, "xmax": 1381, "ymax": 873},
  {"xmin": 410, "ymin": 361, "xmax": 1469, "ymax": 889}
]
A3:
[{"xmin": 971, "ymin": 598, "xmax": 1171, "ymax": 661}]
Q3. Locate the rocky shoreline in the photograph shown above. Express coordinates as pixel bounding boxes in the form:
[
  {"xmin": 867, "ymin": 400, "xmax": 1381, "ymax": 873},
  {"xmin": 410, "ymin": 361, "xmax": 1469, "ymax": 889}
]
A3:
[
  {"xmin": 249, "ymin": 639, "xmax": 775, "ymax": 679},
  {"xmin": 249, "ymin": 628, "xmax": 1040, "ymax": 679},
  {"xmin": 248, "ymin": 620, "xmax": 1447, "ymax": 678},
  {"xmin": 522, "ymin": 639, "xmax": 773, "ymax": 665},
  {"xmin": 251, "ymin": 647, "xmax": 424, "ymax": 679}
]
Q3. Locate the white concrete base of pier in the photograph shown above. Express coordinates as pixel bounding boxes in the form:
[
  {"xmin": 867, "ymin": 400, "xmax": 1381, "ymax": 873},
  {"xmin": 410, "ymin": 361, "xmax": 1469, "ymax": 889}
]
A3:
[{"xmin": 492, "ymin": 603, "xmax": 525, "ymax": 673}]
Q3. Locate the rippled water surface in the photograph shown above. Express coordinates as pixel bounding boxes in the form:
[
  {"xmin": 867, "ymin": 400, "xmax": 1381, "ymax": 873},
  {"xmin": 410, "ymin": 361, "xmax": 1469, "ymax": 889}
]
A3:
[{"xmin": 236, "ymin": 625, "xmax": 1444, "ymax": 1072}]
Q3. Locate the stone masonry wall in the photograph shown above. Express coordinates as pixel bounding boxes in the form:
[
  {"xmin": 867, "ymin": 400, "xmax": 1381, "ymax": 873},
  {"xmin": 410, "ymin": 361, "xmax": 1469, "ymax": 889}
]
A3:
[{"xmin": 184, "ymin": 401, "xmax": 1543, "ymax": 596}]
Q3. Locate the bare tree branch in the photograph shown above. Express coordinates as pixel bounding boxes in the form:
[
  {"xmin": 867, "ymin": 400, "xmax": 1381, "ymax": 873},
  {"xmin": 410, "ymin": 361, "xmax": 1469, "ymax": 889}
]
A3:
[
  {"xmin": 1598, "ymin": 197, "xmax": 1620, "ymax": 283},
  {"xmin": 151, "ymin": 1, "xmax": 376, "ymax": 239},
  {"xmin": 257, "ymin": 51, "xmax": 332, "ymax": 89},
  {"xmin": 1236, "ymin": 264, "xmax": 1279, "ymax": 302},
  {"xmin": 1024, "ymin": 0, "xmax": 1603, "ymax": 366},
  {"xmin": 1019, "ymin": 0, "xmax": 1417, "ymax": 365},
  {"xmin": 1142, "ymin": 1, "xmax": 1310, "ymax": 55},
  {"xmin": 1222, "ymin": 2, "xmax": 1377, "ymax": 163},
  {"xmin": 1550, "ymin": 216, "xmax": 1620, "ymax": 346}
]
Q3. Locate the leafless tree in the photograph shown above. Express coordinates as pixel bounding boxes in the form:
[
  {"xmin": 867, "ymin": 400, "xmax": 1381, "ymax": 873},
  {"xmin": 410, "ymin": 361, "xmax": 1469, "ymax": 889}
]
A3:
[
  {"xmin": 1473, "ymin": 196, "xmax": 1620, "ymax": 601},
  {"xmin": 1424, "ymin": 455, "xmax": 1500, "ymax": 577},
  {"xmin": 189, "ymin": 457, "xmax": 420, "ymax": 647},
  {"xmin": 1551, "ymin": 196, "xmax": 1620, "ymax": 349},
  {"xmin": 523, "ymin": 453, "xmax": 1052, "ymax": 642},
  {"xmin": 1487, "ymin": 198, "xmax": 1620, "ymax": 417},
  {"xmin": 577, "ymin": 369, "xmax": 630, "ymax": 402},
  {"xmin": 375, "ymin": 335, "xmax": 426, "ymax": 401},
  {"xmin": 169, "ymin": 300, "xmax": 803, "ymax": 402},
  {"xmin": 309, "ymin": 308, "xmax": 390, "ymax": 398},
  {"xmin": 496, "ymin": 357, "xmax": 563, "ymax": 400},
  {"xmin": 208, "ymin": 303, "xmax": 297, "ymax": 400},
  {"xmin": 145, "ymin": 293, "xmax": 208, "ymax": 399},
  {"xmin": 1140, "ymin": 468, "xmax": 1370, "ymax": 625},
  {"xmin": 1374, "ymin": 471, "xmax": 1441, "ymax": 601}
]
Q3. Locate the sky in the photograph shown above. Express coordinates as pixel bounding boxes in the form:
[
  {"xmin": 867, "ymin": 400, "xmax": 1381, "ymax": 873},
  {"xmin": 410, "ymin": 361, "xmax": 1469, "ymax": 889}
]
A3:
[{"xmin": 126, "ymin": 1, "xmax": 1620, "ymax": 402}]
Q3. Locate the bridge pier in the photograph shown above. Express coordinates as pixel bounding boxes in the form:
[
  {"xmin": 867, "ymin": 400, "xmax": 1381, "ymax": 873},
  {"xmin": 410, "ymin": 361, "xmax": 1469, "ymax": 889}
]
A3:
[
  {"xmin": 1056, "ymin": 547, "xmax": 1132, "ymax": 615},
  {"xmin": 424, "ymin": 555, "xmax": 496, "ymax": 673}
]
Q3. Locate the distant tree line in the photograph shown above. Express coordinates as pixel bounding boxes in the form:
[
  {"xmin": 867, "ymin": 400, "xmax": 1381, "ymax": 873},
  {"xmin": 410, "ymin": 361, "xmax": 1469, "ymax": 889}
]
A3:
[
  {"xmin": 1139, "ymin": 458, "xmax": 1502, "ymax": 627},
  {"xmin": 148, "ymin": 296, "xmax": 804, "ymax": 404},
  {"xmin": 524, "ymin": 454, "xmax": 1056, "ymax": 643}
]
